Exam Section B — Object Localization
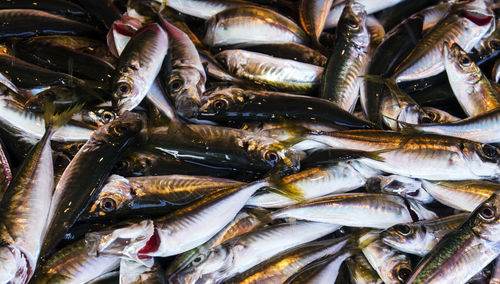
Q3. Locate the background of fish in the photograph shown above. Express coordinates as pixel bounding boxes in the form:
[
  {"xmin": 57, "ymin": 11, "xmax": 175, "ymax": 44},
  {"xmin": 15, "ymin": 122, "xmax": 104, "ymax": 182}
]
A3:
[{"xmin": 0, "ymin": 0, "xmax": 500, "ymax": 283}]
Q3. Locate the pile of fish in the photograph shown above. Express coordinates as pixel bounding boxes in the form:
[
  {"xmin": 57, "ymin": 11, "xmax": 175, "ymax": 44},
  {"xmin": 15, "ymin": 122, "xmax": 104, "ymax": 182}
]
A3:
[{"xmin": 1, "ymin": 0, "xmax": 500, "ymax": 283}]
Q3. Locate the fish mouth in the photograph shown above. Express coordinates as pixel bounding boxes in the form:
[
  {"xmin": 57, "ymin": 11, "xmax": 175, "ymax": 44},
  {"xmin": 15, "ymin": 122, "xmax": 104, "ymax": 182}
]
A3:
[{"xmin": 175, "ymin": 95, "xmax": 201, "ymax": 118}]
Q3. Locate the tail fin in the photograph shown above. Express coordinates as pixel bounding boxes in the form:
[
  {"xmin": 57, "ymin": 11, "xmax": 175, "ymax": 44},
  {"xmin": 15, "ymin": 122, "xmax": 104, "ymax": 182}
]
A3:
[{"xmin": 43, "ymin": 103, "xmax": 83, "ymax": 133}]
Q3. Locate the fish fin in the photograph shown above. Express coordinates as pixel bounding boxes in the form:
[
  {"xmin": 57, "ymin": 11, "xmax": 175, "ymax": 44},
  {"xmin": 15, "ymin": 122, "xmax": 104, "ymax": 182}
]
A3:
[
  {"xmin": 43, "ymin": 103, "xmax": 84, "ymax": 132},
  {"xmin": 245, "ymin": 207, "xmax": 272, "ymax": 225},
  {"xmin": 362, "ymin": 148, "xmax": 399, "ymax": 162},
  {"xmin": 265, "ymin": 174, "xmax": 305, "ymax": 202}
]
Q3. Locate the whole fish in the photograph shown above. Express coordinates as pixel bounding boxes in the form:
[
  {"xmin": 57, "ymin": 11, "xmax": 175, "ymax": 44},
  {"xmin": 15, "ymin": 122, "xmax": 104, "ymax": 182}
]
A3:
[
  {"xmin": 421, "ymin": 179, "xmax": 500, "ymax": 211},
  {"xmin": 197, "ymin": 88, "xmax": 376, "ymax": 129},
  {"xmin": 216, "ymin": 50, "xmax": 323, "ymax": 93},
  {"xmin": 320, "ymin": 1, "xmax": 370, "ymax": 113},
  {"xmin": 84, "ymin": 174, "xmax": 245, "ymax": 220},
  {"xmin": 381, "ymin": 213, "xmax": 468, "ymax": 256},
  {"xmin": 203, "ymin": 6, "xmax": 309, "ymax": 48},
  {"xmin": 444, "ymin": 42, "xmax": 500, "ymax": 117},
  {"xmin": 271, "ymin": 193, "xmax": 437, "ymax": 229},
  {"xmin": 158, "ymin": 17, "xmax": 206, "ymax": 117},
  {"xmin": 406, "ymin": 193, "xmax": 500, "ymax": 284},
  {"xmin": 173, "ymin": 221, "xmax": 341, "ymax": 283},
  {"xmin": 40, "ymin": 112, "xmax": 143, "ymax": 258},
  {"xmin": 306, "ymin": 130, "xmax": 500, "ymax": 180},
  {"xmin": 0, "ymin": 105, "xmax": 78, "ymax": 283},
  {"xmin": 112, "ymin": 24, "xmax": 168, "ymax": 113}
]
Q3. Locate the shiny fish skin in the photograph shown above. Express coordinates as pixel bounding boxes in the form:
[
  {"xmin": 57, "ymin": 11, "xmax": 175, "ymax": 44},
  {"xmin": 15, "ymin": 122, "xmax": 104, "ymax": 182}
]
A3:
[
  {"xmin": 345, "ymin": 252, "xmax": 383, "ymax": 284},
  {"xmin": 160, "ymin": 0, "xmax": 250, "ymax": 20},
  {"xmin": 41, "ymin": 112, "xmax": 143, "ymax": 258},
  {"xmin": 203, "ymin": 6, "xmax": 309, "ymax": 48},
  {"xmin": 112, "ymin": 24, "xmax": 168, "ymax": 113},
  {"xmin": 299, "ymin": 0, "xmax": 334, "ymax": 44},
  {"xmin": 381, "ymin": 213, "xmax": 468, "ymax": 256},
  {"xmin": 216, "ymin": 49, "xmax": 323, "ymax": 93},
  {"xmin": 444, "ymin": 42, "xmax": 500, "ymax": 117},
  {"xmin": 320, "ymin": 1, "xmax": 370, "ymax": 113},
  {"xmin": 270, "ymin": 193, "xmax": 437, "ymax": 229},
  {"xmin": 406, "ymin": 194, "xmax": 500, "ymax": 284}
]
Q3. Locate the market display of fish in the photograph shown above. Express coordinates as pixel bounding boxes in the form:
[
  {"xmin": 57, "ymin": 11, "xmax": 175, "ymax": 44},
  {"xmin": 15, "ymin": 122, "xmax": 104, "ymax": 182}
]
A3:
[{"xmin": 1, "ymin": 0, "xmax": 500, "ymax": 283}]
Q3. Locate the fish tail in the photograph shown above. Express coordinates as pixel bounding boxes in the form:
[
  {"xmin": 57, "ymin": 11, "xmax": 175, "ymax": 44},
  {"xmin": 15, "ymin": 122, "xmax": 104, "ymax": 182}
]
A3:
[
  {"xmin": 43, "ymin": 103, "xmax": 83, "ymax": 133},
  {"xmin": 266, "ymin": 175, "xmax": 305, "ymax": 201}
]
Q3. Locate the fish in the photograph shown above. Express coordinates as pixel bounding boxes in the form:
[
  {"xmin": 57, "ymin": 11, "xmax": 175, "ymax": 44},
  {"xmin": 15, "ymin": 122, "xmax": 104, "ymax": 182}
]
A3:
[
  {"xmin": 345, "ymin": 252, "xmax": 383, "ymax": 284},
  {"xmin": 444, "ymin": 42, "xmax": 500, "ymax": 117},
  {"xmin": 270, "ymin": 193, "xmax": 437, "ymax": 229},
  {"xmin": 40, "ymin": 112, "xmax": 143, "ymax": 258},
  {"xmin": 203, "ymin": 6, "xmax": 309, "ymax": 48},
  {"xmin": 381, "ymin": 213, "xmax": 468, "ymax": 256},
  {"xmin": 367, "ymin": 175, "xmax": 434, "ymax": 204},
  {"xmin": 406, "ymin": 193, "xmax": 500, "ymax": 284},
  {"xmin": 112, "ymin": 24, "xmax": 168, "ymax": 113},
  {"xmin": 216, "ymin": 49, "xmax": 323, "ymax": 93},
  {"xmin": 299, "ymin": 0, "xmax": 334, "ymax": 44},
  {"xmin": 319, "ymin": 1, "xmax": 370, "ymax": 113},
  {"xmin": 119, "ymin": 259, "xmax": 165, "ymax": 284}
]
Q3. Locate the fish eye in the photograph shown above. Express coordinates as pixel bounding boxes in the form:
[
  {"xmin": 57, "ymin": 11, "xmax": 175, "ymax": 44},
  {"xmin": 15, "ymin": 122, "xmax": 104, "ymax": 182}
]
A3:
[
  {"xmin": 169, "ymin": 79, "xmax": 184, "ymax": 93},
  {"xmin": 489, "ymin": 40, "xmax": 500, "ymax": 50},
  {"xmin": 191, "ymin": 254, "xmax": 206, "ymax": 266},
  {"xmin": 100, "ymin": 198, "xmax": 117, "ymax": 212},
  {"xmin": 117, "ymin": 82, "xmax": 133, "ymax": 97},
  {"xmin": 112, "ymin": 124, "xmax": 130, "ymax": 136},
  {"xmin": 394, "ymin": 224, "xmax": 411, "ymax": 236},
  {"xmin": 396, "ymin": 266, "xmax": 411, "ymax": 282},
  {"xmin": 479, "ymin": 206, "xmax": 496, "ymax": 221},
  {"xmin": 459, "ymin": 55, "xmax": 471, "ymax": 66},
  {"xmin": 212, "ymin": 99, "xmax": 227, "ymax": 111},
  {"xmin": 264, "ymin": 151, "xmax": 280, "ymax": 164},
  {"xmin": 101, "ymin": 111, "xmax": 115, "ymax": 124},
  {"xmin": 480, "ymin": 144, "xmax": 499, "ymax": 160},
  {"xmin": 347, "ymin": 18, "xmax": 359, "ymax": 29}
]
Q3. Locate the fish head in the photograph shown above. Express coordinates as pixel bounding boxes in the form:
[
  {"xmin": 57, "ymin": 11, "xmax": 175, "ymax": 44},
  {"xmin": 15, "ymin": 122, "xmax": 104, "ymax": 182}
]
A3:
[
  {"xmin": 390, "ymin": 261, "xmax": 413, "ymax": 284},
  {"xmin": 338, "ymin": 1, "xmax": 369, "ymax": 48},
  {"xmin": 168, "ymin": 68, "xmax": 204, "ymax": 117},
  {"xmin": 380, "ymin": 223, "xmax": 422, "ymax": 253},
  {"xmin": 86, "ymin": 220, "xmax": 155, "ymax": 267},
  {"xmin": 172, "ymin": 246, "xmax": 231, "ymax": 284},
  {"xmin": 93, "ymin": 111, "xmax": 144, "ymax": 145},
  {"xmin": 465, "ymin": 142, "xmax": 500, "ymax": 178},
  {"xmin": 242, "ymin": 135, "xmax": 305, "ymax": 173},
  {"xmin": 0, "ymin": 245, "xmax": 29, "ymax": 283},
  {"xmin": 87, "ymin": 175, "xmax": 133, "ymax": 218},
  {"xmin": 443, "ymin": 42, "xmax": 481, "ymax": 85},
  {"xmin": 112, "ymin": 75, "xmax": 144, "ymax": 113},
  {"xmin": 197, "ymin": 87, "xmax": 246, "ymax": 117},
  {"xmin": 214, "ymin": 50, "xmax": 242, "ymax": 74},
  {"xmin": 470, "ymin": 193, "xmax": 500, "ymax": 242}
]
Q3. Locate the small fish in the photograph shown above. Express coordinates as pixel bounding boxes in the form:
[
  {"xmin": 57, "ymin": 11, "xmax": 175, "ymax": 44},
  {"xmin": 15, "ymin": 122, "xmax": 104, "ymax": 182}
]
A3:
[
  {"xmin": 345, "ymin": 252, "xmax": 383, "ymax": 284},
  {"xmin": 381, "ymin": 213, "xmax": 468, "ymax": 256},
  {"xmin": 299, "ymin": 0, "xmax": 335, "ymax": 44},
  {"xmin": 112, "ymin": 24, "xmax": 168, "ymax": 113},
  {"xmin": 407, "ymin": 193, "xmax": 500, "ymax": 284}
]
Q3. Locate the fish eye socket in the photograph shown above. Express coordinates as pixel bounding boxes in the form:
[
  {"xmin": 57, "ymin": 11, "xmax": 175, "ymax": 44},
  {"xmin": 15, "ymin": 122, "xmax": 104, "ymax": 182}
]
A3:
[
  {"xmin": 100, "ymin": 198, "xmax": 117, "ymax": 212},
  {"xmin": 347, "ymin": 18, "xmax": 359, "ymax": 29},
  {"xmin": 264, "ymin": 151, "xmax": 280, "ymax": 164},
  {"xmin": 481, "ymin": 144, "xmax": 499, "ymax": 159},
  {"xmin": 169, "ymin": 79, "xmax": 183, "ymax": 93},
  {"xmin": 101, "ymin": 111, "xmax": 115, "ymax": 123},
  {"xmin": 396, "ymin": 267, "xmax": 411, "ymax": 282},
  {"xmin": 480, "ymin": 206, "xmax": 496, "ymax": 220},
  {"xmin": 394, "ymin": 224, "xmax": 411, "ymax": 236},
  {"xmin": 112, "ymin": 124, "xmax": 130, "ymax": 136},
  {"xmin": 212, "ymin": 99, "xmax": 227, "ymax": 111},
  {"xmin": 191, "ymin": 254, "xmax": 206, "ymax": 265},
  {"xmin": 117, "ymin": 82, "xmax": 133, "ymax": 96},
  {"xmin": 459, "ymin": 55, "xmax": 471, "ymax": 66}
]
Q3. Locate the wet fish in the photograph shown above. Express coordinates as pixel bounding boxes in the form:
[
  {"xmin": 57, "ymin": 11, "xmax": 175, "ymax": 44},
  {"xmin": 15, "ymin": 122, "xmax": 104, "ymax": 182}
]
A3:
[
  {"xmin": 299, "ymin": 0, "xmax": 334, "ymax": 44},
  {"xmin": 406, "ymin": 193, "xmax": 500, "ymax": 284},
  {"xmin": 381, "ymin": 213, "xmax": 468, "ymax": 256},
  {"xmin": 112, "ymin": 24, "xmax": 168, "ymax": 113}
]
